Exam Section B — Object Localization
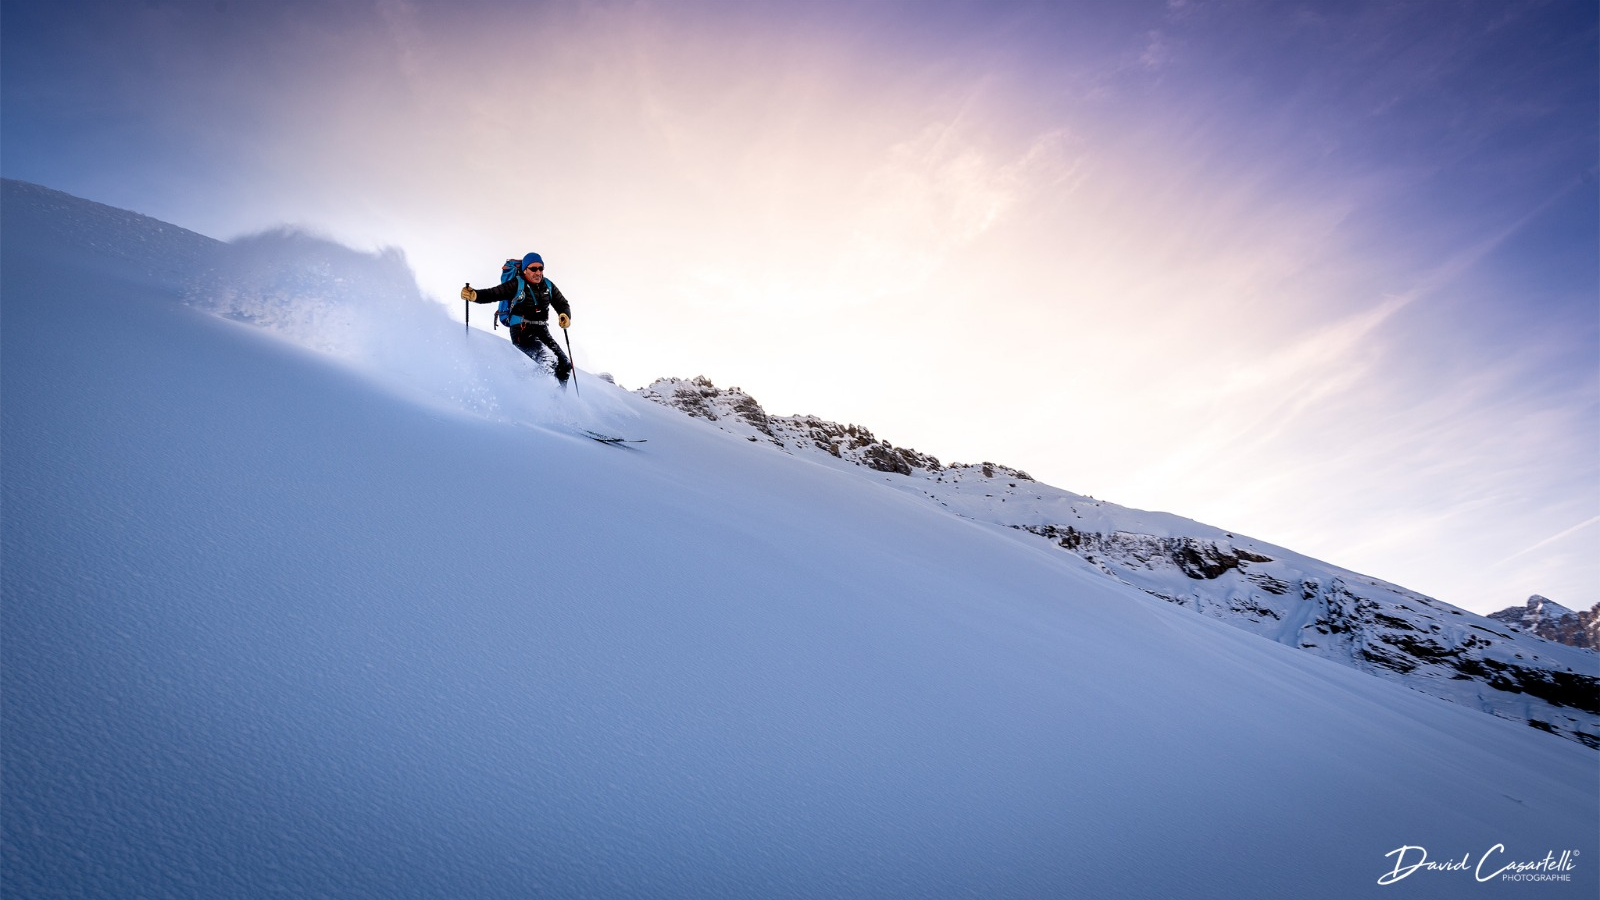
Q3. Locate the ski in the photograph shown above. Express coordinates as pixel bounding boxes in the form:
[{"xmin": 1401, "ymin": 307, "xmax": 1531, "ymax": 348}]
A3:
[{"xmin": 579, "ymin": 429, "xmax": 646, "ymax": 445}]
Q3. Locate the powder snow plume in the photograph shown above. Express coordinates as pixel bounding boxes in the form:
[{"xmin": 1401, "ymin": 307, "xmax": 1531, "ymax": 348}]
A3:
[{"xmin": 185, "ymin": 226, "xmax": 635, "ymax": 433}]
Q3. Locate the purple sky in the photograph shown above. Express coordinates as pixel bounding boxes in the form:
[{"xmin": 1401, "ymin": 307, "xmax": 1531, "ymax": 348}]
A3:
[{"xmin": 4, "ymin": 0, "xmax": 1596, "ymax": 614}]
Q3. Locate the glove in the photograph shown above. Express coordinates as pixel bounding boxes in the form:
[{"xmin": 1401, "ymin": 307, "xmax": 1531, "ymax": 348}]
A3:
[
  {"xmin": 460, "ymin": 285, "xmax": 477, "ymax": 301},
  {"xmin": 558, "ymin": 313, "xmax": 571, "ymax": 329}
]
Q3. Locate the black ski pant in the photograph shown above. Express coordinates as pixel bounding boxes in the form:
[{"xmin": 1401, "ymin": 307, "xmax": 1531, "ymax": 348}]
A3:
[{"xmin": 510, "ymin": 321, "xmax": 569, "ymax": 373}]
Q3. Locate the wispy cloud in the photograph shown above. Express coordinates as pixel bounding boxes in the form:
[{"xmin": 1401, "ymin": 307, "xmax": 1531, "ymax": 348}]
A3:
[{"xmin": 1493, "ymin": 516, "xmax": 1600, "ymax": 568}]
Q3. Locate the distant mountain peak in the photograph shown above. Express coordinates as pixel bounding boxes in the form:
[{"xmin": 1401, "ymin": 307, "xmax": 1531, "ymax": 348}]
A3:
[{"xmin": 1488, "ymin": 595, "xmax": 1598, "ymax": 651}]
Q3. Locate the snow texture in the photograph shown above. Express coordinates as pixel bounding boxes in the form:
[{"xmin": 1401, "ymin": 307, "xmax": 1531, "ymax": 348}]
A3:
[{"xmin": 3, "ymin": 180, "xmax": 1596, "ymax": 899}]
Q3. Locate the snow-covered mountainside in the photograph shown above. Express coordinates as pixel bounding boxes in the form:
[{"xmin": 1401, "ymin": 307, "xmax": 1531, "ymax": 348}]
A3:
[
  {"xmin": 5, "ymin": 181, "xmax": 1597, "ymax": 899},
  {"xmin": 639, "ymin": 376, "xmax": 1600, "ymax": 749},
  {"xmin": 1490, "ymin": 596, "xmax": 1600, "ymax": 651}
]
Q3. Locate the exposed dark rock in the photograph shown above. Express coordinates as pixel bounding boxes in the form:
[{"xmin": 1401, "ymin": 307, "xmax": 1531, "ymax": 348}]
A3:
[
  {"xmin": 1376, "ymin": 632, "xmax": 1460, "ymax": 665},
  {"xmin": 1373, "ymin": 613, "xmax": 1417, "ymax": 632},
  {"xmin": 639, "ymin": 376, "xmax": 1015, "ymax": 478},
  {"xmin": 1247, "ymin": 572, "xmax": 1291, "ymax": 595},
  {"xmin": 1488, "ymin": 596, "xmax": 1599, "ymax": 651},
  {"xmin": 1231, "ymin": 597, "xmax": 1281, "ymax": 620},
  {"xmin": 1469, "ymin": 659, "xmax": 1600, "ymax": 715},
  {"xmin": 1019, "ymin": 526, "xmax": 1275, "ymax": 582}
]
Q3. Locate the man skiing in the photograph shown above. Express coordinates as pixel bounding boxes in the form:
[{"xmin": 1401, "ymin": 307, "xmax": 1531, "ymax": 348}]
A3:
[{"xmin": 461, "ymin": 252, "xmax": 574, "ymax": 384}]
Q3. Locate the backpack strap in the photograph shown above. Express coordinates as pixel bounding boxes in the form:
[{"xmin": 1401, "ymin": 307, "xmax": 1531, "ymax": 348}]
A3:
[
  {"xmin": 493, "ymin": 261, "xmax": 556, "ymax": 329},
  {"xmin": 496, "ymin": 258, "xmax": 528, "ymax": 329}
]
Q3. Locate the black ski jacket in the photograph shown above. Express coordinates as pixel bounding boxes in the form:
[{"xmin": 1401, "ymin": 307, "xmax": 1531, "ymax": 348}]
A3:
[{"xmin": 470, "ymin": 275, "xmax": 571, "ymax": 326}]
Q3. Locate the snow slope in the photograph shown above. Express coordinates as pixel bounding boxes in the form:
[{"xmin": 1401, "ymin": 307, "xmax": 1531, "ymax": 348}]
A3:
[
  {"xmin": 637, "ymin": 377, "xmax": 1600, "ymax": 748},
  {"xmin": 3, "ymin": 180, "xmax": 1596, "ymax": 899}
]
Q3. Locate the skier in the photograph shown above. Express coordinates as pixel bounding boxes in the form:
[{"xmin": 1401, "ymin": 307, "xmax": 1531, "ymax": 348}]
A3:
[{"xmin": 461, "ymin": 252, "xmax": 574, "ymax": 384}]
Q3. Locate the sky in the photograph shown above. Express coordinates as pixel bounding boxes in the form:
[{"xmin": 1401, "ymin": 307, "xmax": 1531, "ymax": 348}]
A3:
[{"xmin": 3, "ymin": 0, "xmax": 1595, "ymax": 615}]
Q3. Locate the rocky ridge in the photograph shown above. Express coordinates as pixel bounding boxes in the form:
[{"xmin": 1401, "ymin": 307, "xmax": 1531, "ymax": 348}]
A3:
[
  {"xmin": 637, "ymin": 376, "xmax": 1600, "ymax": 748},
  {"xmin": 1489, "ymin": 596, "xmax": 1600, "ymax": 651},
  {"xmin": 636, "ymin": 376, "xmax": 1029, "ymax": 481}
]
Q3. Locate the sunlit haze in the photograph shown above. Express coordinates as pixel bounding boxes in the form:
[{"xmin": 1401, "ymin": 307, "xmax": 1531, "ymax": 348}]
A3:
[{"xmin": 4, "ymin": 0, "xmax": 1595, "ymax": 614}]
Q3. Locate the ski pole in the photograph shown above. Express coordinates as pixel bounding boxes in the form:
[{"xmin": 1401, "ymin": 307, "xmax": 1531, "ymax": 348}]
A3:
[
  {"xmin": 563, "ymin": 327, "xmax": 579, "ymax": 397},
  {"xmin": 463, "ymin": 283, "xmax": 471, "ymax": 333}
]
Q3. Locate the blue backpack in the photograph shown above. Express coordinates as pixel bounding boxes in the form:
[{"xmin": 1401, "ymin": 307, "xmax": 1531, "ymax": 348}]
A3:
[{"xmin": 493, "ymin": 258, "xmax": 557, "ymax": 330}]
